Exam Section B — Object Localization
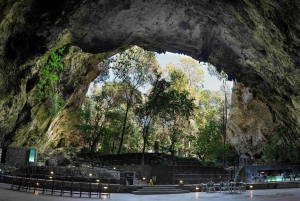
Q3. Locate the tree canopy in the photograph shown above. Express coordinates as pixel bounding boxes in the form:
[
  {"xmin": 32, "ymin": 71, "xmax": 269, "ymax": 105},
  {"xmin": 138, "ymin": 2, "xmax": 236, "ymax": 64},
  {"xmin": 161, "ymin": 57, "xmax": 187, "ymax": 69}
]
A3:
[{"xmin": 73, "ymin": 47, "xmax": 237, "ymax": 166}]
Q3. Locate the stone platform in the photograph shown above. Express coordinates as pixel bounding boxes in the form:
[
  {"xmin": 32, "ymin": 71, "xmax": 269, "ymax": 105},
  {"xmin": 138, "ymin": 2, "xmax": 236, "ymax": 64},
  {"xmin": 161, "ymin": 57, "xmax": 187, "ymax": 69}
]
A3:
[{"xmin": 1, "ymin": 182, "xmax": 300, "ymax": 201}]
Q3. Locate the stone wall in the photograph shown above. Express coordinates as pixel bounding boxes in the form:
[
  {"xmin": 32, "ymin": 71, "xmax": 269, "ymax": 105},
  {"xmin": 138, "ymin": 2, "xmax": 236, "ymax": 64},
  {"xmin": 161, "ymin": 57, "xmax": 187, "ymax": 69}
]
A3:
[
  {"xmin": 5, "ymin": 146, "xmax": 30, "ymax": 167},
  {"xmin": 116, "ymin": 165, "xmax": 227, "ymax": 185},
  {"xmin": 116, "ymin": 165, "xmax": 152, "ymax": 183},
  {"xmin": 152, "ymin": 166, "xmax": 228, "ymax": 185}
]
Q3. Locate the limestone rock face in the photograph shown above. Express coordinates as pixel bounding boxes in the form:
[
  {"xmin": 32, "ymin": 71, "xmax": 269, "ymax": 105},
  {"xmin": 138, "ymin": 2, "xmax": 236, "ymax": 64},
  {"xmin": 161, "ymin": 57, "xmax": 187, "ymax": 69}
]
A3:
[
  {"xmin": 227, "ymin": 82, "xmax": 281, "ymax": 159},
  {"xmin": 0, "ymin": 0, "xmax": 300, "ymax": 157}
]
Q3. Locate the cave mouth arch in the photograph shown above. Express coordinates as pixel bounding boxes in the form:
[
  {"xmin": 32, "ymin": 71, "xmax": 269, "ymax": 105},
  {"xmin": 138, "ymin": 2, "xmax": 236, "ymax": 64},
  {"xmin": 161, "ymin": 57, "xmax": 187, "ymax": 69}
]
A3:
[
  {"xmin": 1, "ymin": 0, "xmax": 300, "ymax": 162},
  {"xmin": 58, "ymin": 0, "xmax": 299, "ymax": 161}
]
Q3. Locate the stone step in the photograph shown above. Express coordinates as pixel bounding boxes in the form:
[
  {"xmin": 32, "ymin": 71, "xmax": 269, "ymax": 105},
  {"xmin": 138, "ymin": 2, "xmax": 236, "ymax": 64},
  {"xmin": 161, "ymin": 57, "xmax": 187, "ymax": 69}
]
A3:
[
  {"xmin": 136, "ymin": 188, "xmax": 182, "ymax": 191},
  {"xmin": 132, "ymin": 185, "xmax": 190, "ymax": 195},
  {"xmin": 141, "ymin": 185, "xmax": 179, "ymax": 187},
  {"xmin": 132, "ymin": 190, "xmax": 190, "ymax": 195}
]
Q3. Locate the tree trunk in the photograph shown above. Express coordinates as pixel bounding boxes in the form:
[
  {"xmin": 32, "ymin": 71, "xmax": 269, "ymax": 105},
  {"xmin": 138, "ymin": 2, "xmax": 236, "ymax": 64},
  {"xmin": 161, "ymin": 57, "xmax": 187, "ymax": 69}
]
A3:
[
  {"xmin": 91, "ymin": 132, "xmax": 102, "ymax": 155},
  {"xmin": 141, "ymin": 136, "xmax": 146, "ymax": 165},
  {"xmin": 141, "ymin": 125, "xmax": 149, "ymax": 165},
  {"xmin": 172, "ymin": 139, "xmax": 175, "ymax": 185},
  {"xmin": 117, "ymin": 100, "xmax": 130, "ymax": 154}
]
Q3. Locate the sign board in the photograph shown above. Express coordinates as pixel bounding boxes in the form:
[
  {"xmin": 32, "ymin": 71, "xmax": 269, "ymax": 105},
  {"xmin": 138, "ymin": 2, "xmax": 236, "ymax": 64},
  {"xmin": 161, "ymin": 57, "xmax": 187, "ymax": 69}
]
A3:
[{"xmin": 29, "ymin": 148, "xmax": 36, "ymax": 162}]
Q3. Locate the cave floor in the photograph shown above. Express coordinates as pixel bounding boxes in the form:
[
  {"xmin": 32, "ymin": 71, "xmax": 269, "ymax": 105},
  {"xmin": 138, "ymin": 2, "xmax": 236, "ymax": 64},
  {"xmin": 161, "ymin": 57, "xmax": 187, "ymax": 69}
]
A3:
[{"xmin": 1, "ymin": 182, "xmax": 300, "ymax": 201}]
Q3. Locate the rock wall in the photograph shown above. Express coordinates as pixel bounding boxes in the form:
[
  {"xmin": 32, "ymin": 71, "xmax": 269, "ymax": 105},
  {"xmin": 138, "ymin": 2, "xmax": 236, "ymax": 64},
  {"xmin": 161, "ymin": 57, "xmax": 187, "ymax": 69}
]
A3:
[
  {"xmin": 0, "ymin": 0, "xmax": 300, "ymax": 156},
  {"xmin": 227, "ymin": 81, "xmax": 281, "ymax": 159}
]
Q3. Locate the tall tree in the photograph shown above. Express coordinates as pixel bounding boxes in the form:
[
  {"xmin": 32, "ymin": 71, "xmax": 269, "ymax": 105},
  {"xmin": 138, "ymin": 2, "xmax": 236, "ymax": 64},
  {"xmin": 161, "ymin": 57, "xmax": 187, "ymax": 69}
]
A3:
[
  {"xmin": 164, "ymin": 57, "xmax": 204, "ymax": 99},
  {"xmin": 163, "ymin": 58, "xmax": 205, "ymax": 155},
  {"xmin": 220, "ymin": 79, "xmax": 231, "ymax": 157},
  {"xmin": 177, "ymin": 57, "xmax": 204, "ymax": 92},
  {"xmin": 74, "ymin": 81, "xmax": 124, "ymax": 154},
  {"xmin": 111, "ymin": 46, "xmax": 159, "ymax": 154},
  {"xmin": 194, "ymin": 120, "xmax": 223, "ymax": 163},
  {"xmin": 136, "ymin": 77, "xmax": 171, "ymax": 165},
  {"xmin": 74, "ymin": 93, "xmax": 108, "ymax": 154},
  {"xmin": 196, "ymin": 90, "xmax": 222, "ymax": 126},
  {"xmin": 145, "ymin": 77, "xmax": 194, "ymax": 182},
  {"xmin": 207, "ymin": 63, "xmax": 232, "ymax": 165}
]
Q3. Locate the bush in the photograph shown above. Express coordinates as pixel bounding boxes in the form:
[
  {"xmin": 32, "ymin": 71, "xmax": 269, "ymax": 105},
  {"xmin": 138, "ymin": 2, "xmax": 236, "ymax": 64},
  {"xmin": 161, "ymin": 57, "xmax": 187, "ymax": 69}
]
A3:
[{"xmin": 81, "ymin": 163, "xmax": 92, "ymax": 168}]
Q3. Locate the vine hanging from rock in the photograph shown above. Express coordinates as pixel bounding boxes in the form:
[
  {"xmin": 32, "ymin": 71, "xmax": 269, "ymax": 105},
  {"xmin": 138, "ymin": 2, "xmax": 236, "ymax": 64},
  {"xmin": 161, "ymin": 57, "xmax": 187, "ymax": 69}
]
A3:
[{"xmin": 38, "ymin": 46, "xmax": 65, "ymax": 102}]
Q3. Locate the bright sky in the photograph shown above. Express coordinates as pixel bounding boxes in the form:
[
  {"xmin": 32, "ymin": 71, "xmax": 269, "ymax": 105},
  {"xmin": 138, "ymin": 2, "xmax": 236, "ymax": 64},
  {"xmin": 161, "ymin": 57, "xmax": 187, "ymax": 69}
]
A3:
[
  {"xmin": 88, "ymin": 51, "xmax": 232, "ymax": 95},
  {"xmin": 156, "ymin": 52, "xmax": 232, "ymax": 91}
]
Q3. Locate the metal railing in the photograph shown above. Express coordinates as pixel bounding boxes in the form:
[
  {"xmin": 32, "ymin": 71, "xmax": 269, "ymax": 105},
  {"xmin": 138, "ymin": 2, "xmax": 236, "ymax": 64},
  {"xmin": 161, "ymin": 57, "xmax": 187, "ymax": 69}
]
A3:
[{"xmin": 174, "ymin": 173, "xmax": 247, "ymax": 184}]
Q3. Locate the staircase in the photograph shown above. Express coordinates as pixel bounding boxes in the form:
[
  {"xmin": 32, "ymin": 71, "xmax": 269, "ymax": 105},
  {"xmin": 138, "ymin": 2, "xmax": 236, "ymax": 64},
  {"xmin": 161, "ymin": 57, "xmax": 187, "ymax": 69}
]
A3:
[{"xmin": 132, "ymin": 185, "xmax": 190, "ymax": 195}]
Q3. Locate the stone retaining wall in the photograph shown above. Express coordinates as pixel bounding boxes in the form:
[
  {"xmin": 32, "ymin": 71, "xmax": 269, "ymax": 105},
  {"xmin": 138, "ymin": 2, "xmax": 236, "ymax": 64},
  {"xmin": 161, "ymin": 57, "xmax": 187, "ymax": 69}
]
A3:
[
  {"xmin": 152, "ymin": 165, "xmax": 228, "ymax": 185},
  {"xmin": 116, "ymin": 165, "xmax": 152, "ymax": 182},
  {"xmin": 5, "ymin": 146, "xmax": 30, "ymax": 167},
  {"xmin": 115, "ymin": 165, "xmax": 227, "ymax": 185}
]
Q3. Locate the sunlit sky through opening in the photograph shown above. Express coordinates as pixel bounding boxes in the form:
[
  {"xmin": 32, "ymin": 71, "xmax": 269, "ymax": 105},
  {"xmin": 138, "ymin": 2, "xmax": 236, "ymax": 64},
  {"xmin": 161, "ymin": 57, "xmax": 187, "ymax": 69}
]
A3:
[
  {"xmin": 156, "ymin": 52, "xmax": 233, "ymax": 92},
  {"xmin": 88, "ymin": 51, "xmax": 233, "ymax": 94}
]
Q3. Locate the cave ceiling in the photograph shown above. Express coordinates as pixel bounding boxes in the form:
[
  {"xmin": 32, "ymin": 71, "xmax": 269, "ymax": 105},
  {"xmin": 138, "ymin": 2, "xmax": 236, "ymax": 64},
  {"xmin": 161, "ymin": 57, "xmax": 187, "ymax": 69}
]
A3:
[{"xmin": 0, "ymin": 0, "xmax": 300, "ymax": 154}]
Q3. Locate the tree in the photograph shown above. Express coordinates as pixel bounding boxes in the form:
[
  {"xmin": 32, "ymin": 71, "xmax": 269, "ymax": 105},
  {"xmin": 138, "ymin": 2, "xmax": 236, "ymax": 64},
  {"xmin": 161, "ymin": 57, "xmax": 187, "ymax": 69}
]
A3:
[
  {"xmin": 207, "ymin": 63, "xmax": 231, "ymax": 165},
  {"xmin": 74, "ymin": 95, "xmax": 107, "ymax": 154},
  {"xmin": 135, "ymin": 105, "xmax": 152, "ymax": 164},
  {"xmin": 177, "ymin": 57, "xmax": 204, "ymax": 97},
  {"xmin": 74, "ymin": 81, "xmax": 124, "ymax": 154},
  {"xmin": 220, "ymin": 79, "xmax": 231, "ymax": 163},
  {"xmin": 163, "ymin": 89, "xmax": 194, "ymax": 184},
  {"xmin": 74, "ymin": 97, "xmax": 94, "ymax": 151},
  {"xmin": 100, "ymin": 111, "xmax": 123, "ymax": 154},
  {"xmin": 111, "ymin": 46, "xmax": 159, "ymax": 154},
  {"xmin": 263, "ymin": 129, "xmax": 300, "ymax": 163},
  {"xmin": 163, "ymin": 58, "xmax": 206, "ymax": 156},
  {"xmin": 196, "ymin": 90, "xmax": 222, "ymax": 126},
  {"xmin": 164, "ymin": 57, "xmax": 204, "ymax": 99},
  {"xmin": 146, "ymin": 77, "xmax": 194, "ymax": 183},
  {"xmin": 135, "ymin": 77, "xmax": 171, "ymax": 165},
  {"xmin": 194, "ymin": 121, "xmax": 223, "ymax": 163}
]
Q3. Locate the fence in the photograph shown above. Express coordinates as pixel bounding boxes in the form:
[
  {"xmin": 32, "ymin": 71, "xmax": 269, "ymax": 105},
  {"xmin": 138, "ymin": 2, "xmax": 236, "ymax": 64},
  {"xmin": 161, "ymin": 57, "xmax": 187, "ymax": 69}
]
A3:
[{"xmin": 174, "ymin": 173, "xmax": 247, "ymax": 184}]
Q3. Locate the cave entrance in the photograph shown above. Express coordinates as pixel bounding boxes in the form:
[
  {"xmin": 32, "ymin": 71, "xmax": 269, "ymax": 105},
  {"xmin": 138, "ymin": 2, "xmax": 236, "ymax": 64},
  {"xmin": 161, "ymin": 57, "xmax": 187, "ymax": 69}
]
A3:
[{"xmin": 79, "ymin": 45, "xmax": 234, "ymax": 163}]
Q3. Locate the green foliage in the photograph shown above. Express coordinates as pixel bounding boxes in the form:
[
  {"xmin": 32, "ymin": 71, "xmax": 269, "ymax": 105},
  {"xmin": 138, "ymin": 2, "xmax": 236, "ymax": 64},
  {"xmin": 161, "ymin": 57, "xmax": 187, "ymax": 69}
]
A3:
[
  {"xmin": 263, "ymin": 129, "xmax": 300, "ymax": 163},
  {"xmin": 111, "ymin": 46, "xmax": 158, "ymax": 87},
  {"xmin": 0, "ymin": 163, "xmax": 17, "ymax": 173},
  {"xmin": 152, "ymin": 154, "xmax": 168, "ymax": 165},
  {"xmin": 197, "ymin": 90, "xmax": 222, "ymax": 125},
  {"xmin": 67, "ymin": 164, "xmax": 75, "ymax": 168},
  {"xmin": 194, "ymin": 120, "xmax": 222, "ymax": 162},
  {"xmin": 96, "ymin": 52, "xmax": 108, "ymax": 60},
  {"xmin": 81, "ymin": 163, "xmax": 92, "ymax": 168},
  {"xmin": 74, "ymin": 82, "xmax": 127, "ymax": 154},
  {"xmin": 146, "ymin": 79, "xmax": 195, "ymax": 122},
  {"xmin": 38, "ymin": 46, "xmax": 65, "ymax": 101},
  {"xmin": 68, "ymin": 46, "xmax": 74, "ymax": 55},
  {"xmin": 193, "ymin": 120, "xmax": 235, "ymax": 164},
  {"xmin": 59, "ymin": 146, "xmax": 80, "ymax": 154},
  {"xmin": 207, "ymin": 63, "xmax": 228, "ymax": 81},
  {"xmin": 145, "ymin": 77, "xmax": 195, "ymax": 157},
  {"xmin": 263, "ymin": 130, "xmax": 283, "ymax": 160},
  {"xmin": 111, "ymin": 46, "xmax": 159, "ymax": 154},
  {"xmin": 165, "ymin": 57, "xmax": 204, "ymax": 96},
  {"xmin": 54, "ymin": 94, "xmax": 66, "ymax": 115},
  {"xmin": 75, "ymin": 47, "xmax": 232, "ymax": 165}
]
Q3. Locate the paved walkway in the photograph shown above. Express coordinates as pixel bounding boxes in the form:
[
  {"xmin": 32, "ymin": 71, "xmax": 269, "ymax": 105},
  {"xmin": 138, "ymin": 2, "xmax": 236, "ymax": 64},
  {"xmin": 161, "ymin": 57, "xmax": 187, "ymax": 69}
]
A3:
[{"xmin": 1, "ymin": 183, "xmax": 300, "ymax": 201}]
